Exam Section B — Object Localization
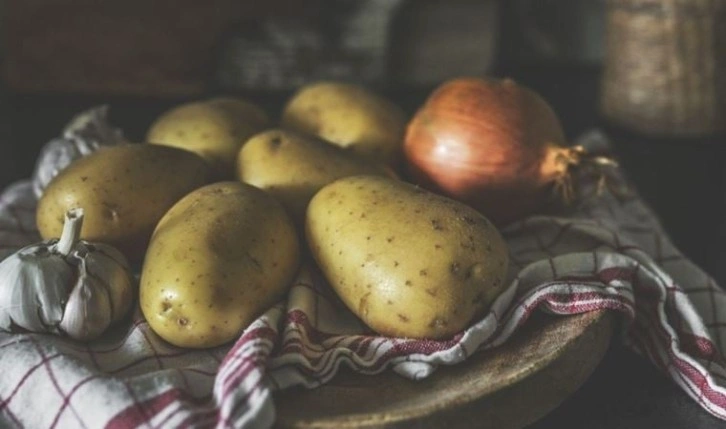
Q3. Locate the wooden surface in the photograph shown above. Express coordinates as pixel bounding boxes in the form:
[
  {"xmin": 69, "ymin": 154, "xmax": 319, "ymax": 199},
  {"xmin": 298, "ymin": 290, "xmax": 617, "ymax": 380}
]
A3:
[{"xmin": 274, "ymin": 311, "xmax": 613, "ymax": 429}]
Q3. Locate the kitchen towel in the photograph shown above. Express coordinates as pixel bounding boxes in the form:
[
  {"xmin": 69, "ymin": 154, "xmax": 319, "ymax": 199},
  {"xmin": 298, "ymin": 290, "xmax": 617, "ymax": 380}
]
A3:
[{"xmin": 1, "ymin": 131, "xmax": 725, "ymax": 428}]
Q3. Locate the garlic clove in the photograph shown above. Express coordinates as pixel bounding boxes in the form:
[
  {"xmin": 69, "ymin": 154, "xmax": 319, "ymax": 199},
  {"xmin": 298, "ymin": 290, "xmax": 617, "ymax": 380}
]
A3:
[
  {"xmin": 86, "ymin": 241, "xmax": 130, "ymax": 269},
  {"xmin": 0, "ymin": 275, "xmax": 12, "ymax": 329},
  {"xmin": 0, "ymin": 255, "xmax": 37, "ymax": 330},
  {"xmin": 0, "ymin": 248, "xmax": 74, "ymax": 332},
  {"xmin": 79, "ymin": 248, "xmax": 133, "ymax": 324},
  {"xmin": 29, "ymin": 257, "xmax": 75, "ymax": 331},
  {"xmin": 59, "ymin": 260, "xmax": 113, "ymax": 341}
]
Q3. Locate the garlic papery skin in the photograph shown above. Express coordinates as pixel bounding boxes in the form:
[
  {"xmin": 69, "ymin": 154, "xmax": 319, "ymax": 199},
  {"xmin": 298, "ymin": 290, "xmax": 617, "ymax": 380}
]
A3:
[
  {"xmin": 0, "ymin": 208, "xmax": 134, "ymax": 341},
  {"xmin": 32, "ymin": 105, "xmax": 126, "ymax": 198}
]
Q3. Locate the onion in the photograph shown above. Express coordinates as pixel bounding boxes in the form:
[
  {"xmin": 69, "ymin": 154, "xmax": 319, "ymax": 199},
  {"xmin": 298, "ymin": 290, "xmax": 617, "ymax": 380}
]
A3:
[{"xmin": 404, "ymin": 77, "xmax": 597, "ymax": 225}]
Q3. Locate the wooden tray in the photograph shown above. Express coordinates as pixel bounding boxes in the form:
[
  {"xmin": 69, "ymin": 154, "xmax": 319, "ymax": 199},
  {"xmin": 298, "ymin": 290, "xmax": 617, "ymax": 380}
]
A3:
[{"xmin": 274, "ymin": 310, "xmax": 613, "ymax": 429}]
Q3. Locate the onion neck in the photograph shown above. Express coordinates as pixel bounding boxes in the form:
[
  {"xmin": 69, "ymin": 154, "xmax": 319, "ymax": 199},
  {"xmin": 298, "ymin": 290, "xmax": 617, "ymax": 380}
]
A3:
[
  {"xmin": 57, "ymin": 208, "xmax": 85, "ymax": 256},
  {"xmin": 540, "ymin": 144, "xmax": 584, "ymax": 203},
  {"xmin": 541, "ymin": 144, "xmax": 621, "ymax": 203}
]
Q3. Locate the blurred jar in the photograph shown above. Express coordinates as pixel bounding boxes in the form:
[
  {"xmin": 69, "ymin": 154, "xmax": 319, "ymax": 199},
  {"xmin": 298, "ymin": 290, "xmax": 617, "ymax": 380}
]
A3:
[
  {"xmin": 598, "ymin": 0, "xmax": 726, "ymax": 284},
  {"xmin": 601, "ymin": 0, "xmax": 726, "ymax": 137}
]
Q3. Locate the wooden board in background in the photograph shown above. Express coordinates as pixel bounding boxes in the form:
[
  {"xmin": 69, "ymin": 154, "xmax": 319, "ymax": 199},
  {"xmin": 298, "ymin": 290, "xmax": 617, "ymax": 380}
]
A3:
[{"xmin": 2, "ymin": 0, "xmax": 318, "ymax": 96}]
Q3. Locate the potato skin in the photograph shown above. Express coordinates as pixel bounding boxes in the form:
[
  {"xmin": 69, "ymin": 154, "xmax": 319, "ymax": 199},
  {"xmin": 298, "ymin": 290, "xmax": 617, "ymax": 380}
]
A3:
[
  {"xmin": 281, "ymin": 82, "xmax": 406, "ymax": 167},
  {"xmin": 36, "ymin": 144, "xmax": 210, "ymax": 261},
  {"xmin": 147, "ymin": 97, "xmax": 269, "ymax": 178},
  {"xmin": 237, "ymin": 129, "xmax": 392, "ymax": 225},
  {"xmin": 140, "ymin": 182, "xmax": 300, "ymax": 348},
  {"xmin": 306, "ymin": 175, "xmax": 509, "ymax": 339}
]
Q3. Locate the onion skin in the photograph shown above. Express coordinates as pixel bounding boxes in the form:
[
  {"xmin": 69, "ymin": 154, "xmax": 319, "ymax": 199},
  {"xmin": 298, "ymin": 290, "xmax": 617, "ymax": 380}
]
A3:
[{"xmin": 404, "ymin": 77, "xmax": 576, "ymax": 225}]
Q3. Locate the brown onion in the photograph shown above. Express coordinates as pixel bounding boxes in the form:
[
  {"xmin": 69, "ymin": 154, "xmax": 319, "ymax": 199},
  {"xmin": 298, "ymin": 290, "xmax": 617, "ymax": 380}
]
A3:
[{"xmin": 404, "ymin": 77, "xmax": 586, "ymax": 225}]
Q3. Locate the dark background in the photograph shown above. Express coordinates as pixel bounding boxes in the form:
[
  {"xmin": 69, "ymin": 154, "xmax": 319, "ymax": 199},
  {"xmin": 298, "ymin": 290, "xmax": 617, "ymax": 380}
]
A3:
[{"xmin": 1, "ymin": 1, "xmax": 725, "ymax": 428}]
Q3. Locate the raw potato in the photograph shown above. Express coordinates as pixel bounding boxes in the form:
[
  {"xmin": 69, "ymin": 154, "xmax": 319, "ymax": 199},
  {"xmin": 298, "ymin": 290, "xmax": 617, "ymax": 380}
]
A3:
[
  {"xmin": 147, "ymin": 97, "xmax": 269, "ymax": 178},
  {"xmin": 281, "ymin": 82, "xmax": 407, "ymax": 167},
  {"xmin": 140, "ymin": 182, "xmax": 300, "ymax": 348},
  {"xmin": 306, "ymin": 175, "xmax": 509, "ymax": 339},
  {"xmin": 237, "ymin": 129, "xmax": 393, "ymax": 224},
  {"xmin": 36, "ymin": 144, "xmax": 210, "ymax": 261}
]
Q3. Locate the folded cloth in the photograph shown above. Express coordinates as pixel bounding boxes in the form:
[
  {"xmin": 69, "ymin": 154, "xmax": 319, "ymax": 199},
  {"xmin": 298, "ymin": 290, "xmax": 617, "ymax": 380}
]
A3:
[{"xmin": 1, "ymin": 131, "xmax": 725, "ymax": 428}]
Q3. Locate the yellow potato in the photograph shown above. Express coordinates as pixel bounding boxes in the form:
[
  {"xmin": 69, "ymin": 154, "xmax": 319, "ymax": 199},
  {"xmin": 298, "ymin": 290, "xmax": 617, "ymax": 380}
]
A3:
[
  {"xmin": 306, "ymin": 175, "xmax": 509, "ymax": 339},
  {"xmin": 237, "ymin": 129, "xmax": 392, "ymax": 225},
  {"xmin": 36, "ymin": 144, "xmax": 210, "ymax": 261},
  {"xmin": 281, "ymin": 82, "xmax": 407, "ymax": 167},
  {"xmin": 147, "ymin": 97, "xmax": 269, "ymax": 178},
  {"xmin": 140, "ymin": 182, "xmax": 300, "ymax": 348},
  {"xmin": 205, "ymin": 97, "xmax": 268, "ymax": 123}
]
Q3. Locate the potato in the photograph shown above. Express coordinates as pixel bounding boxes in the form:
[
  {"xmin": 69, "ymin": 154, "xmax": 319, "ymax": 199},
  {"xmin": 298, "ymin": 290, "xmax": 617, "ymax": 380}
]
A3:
[
  {"xmin": 281, "ymin": 82, "xmax": 407, "ymax": 167},
  {"xmin": 140, "ymin": 182, "xmax": 300, "ymax": 348},
  {"xmin": 306, "ymin": 175, "xmax": 508, "ymax": 339},
  {"xmin": 237, "ymin": 129, "xmax": 393, "ymax": 225},
  {"xmin": 36, "ymin": 144, "xmax": 210, "ymax": 260},
  {"xmin": 146, "ymin": 97, "xmax": 269, "ymax": 178}
]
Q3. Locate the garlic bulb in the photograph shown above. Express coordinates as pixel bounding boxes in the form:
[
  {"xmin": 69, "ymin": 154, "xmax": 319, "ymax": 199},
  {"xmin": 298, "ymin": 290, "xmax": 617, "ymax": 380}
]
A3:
[
  {"xmin": 0, "ymin": 208, "xmax": 134, "ymax": 341},
  {"xmin": 32, "ymin": 105, "xmax": 125, "ymax": 198}
]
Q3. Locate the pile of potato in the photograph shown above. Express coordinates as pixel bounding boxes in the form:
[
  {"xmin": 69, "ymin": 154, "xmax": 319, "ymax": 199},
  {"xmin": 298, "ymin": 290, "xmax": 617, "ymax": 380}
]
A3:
[{"xmin": 34, "ymin": 82, "xmax": 509, "ymax": 348}]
